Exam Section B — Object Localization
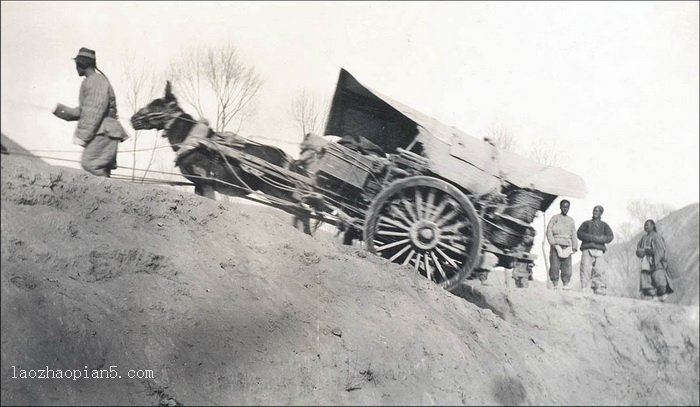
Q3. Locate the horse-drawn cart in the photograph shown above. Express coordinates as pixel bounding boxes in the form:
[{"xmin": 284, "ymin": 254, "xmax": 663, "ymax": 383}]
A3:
[{"xmin": 131, "ymin": 69, "xmax": 587, "ymax": 291}]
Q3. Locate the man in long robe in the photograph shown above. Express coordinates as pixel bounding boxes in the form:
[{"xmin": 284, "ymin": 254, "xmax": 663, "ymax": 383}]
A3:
[{"xmin": 53, "ymin": 47, "xmax": 128, "ymax": 177}]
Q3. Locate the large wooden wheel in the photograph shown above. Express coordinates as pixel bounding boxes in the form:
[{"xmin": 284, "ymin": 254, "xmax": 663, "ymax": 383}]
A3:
[{"xmin": 364, "ymin": 176, "xmax": 482, "ymax": 291}]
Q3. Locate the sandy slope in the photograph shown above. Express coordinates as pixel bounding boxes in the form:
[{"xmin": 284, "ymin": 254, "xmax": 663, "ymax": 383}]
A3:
[{"xmin": 1, "ymin": 150, "xmax": 698, "ymax": 406}]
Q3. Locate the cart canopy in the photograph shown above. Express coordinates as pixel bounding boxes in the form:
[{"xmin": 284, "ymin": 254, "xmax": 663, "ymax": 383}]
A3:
[{"xmin": 325, "ymin": 69, "xmax": 588, "ymax": 198}]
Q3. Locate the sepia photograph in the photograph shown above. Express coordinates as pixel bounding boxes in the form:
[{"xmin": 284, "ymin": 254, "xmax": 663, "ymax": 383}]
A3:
[{"xmin": 1, "ymin": 1, "xmax": 698, "ymax": 405}]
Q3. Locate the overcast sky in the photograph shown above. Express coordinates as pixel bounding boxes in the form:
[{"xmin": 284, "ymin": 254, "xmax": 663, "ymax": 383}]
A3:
[{"xmin": 2, "ymin": 1, "xmax": 698, "ymax": 279}]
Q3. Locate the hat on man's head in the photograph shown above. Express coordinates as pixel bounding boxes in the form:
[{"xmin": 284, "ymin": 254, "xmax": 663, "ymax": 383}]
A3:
[{"xmin": 73, "ymin": 47, "xmax": 96, "ymax": 61}]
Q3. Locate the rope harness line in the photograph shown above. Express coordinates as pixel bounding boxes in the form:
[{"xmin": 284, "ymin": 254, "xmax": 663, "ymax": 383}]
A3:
[
  {"xmin": 149, "ymin": 111, "xmax": 335, "ymax": 217},
  {"xmin": 1, "ymin": 148, "xmax": 341, "ymax": 226},
  {"xmin": 18, "ymin": 144, "xmax": 180, "ymax": 154},
  {"xmin": 2, "ymin": 100, "xmax": 335, "ymax": 226},
  {"xmin": 5, "ymin": 131, "xmax": 544, "ymax": 239},
  {"xmin": 209, "ymin": 144, "xmax": 343, "ymax": 235},
  {"xmin": 1, "ymin": 150, "xmax": 213, "ymax": 188}
]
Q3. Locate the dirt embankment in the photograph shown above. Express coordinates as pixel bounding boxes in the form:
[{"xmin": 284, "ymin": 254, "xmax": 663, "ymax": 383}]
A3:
[{"xmin": 1, "ymin": 150, "xmax": 698, "ymax": 406}]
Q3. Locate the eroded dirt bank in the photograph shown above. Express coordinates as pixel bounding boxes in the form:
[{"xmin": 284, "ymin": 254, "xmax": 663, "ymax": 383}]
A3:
[{"xmin": 1, "ymin": 152, "xmax": 698, "ymax": 406}]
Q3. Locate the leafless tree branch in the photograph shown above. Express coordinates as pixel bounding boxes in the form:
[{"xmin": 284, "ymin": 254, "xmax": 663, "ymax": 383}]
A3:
[
  {"xmin": 527, "ymin": 136, "xmax": 567, "ymax": 167},
  {"xmin": 290, "ymin": 90, "xmax": 329, "ymax": 137},
  {"xmin": 169, "ymin": 43, "xmax": 265, "ymax": 133},
  {"xmin": 485, "ymin": 121, "xmax": 517, "ymax": 152},
  {"xmin": 121, "ymin": 54, "xmax": 163, "ymax": 180},
  {"xmin": 616, "ymin": 199, "xmax": 675, "ymax": 241}
]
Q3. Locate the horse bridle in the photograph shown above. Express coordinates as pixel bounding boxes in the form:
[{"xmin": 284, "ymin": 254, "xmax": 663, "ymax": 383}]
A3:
[
  {"xmin": 133, "ymin": 100, "xmax": 208, "ymax": 140},
  {"xmin": 138, "ymin": 102, "xmax": 185, "ymax": 136}
]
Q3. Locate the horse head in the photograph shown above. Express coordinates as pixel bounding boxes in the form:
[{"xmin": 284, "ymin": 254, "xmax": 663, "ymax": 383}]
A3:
[{"xmin": 130, "ymin": 81, "xmax": 184, "ymax": 131}]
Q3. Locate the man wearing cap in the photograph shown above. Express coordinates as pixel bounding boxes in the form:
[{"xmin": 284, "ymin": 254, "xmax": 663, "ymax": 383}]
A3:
[
  {"xmin": 577, "ymin": 205, "xmax": 615, "ymax": 295},
  {"xmin": 53, "ymin": 47, "xmax": 128, "ymax": 177}
]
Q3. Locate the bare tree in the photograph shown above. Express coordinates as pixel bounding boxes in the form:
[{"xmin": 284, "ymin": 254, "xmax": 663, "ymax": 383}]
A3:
[
  {"xmin": 527, "ymin": 136, "xmax": 567, "ymax": 167},
  {"xmin": 290, "ymin": 90, "xmax": 328, "ymax": 137},
  {"xmin": 206, "ymin": 44, "xmax": 263, "ymax": 132},
  {"xmin": 616, "ymin": 199, "xmax": 675, "ymax": 241},
  {"xmin": 626, "ymin": 199, "xmax": 675, "ymax": 223},
  {"xmin": 167, "ymin": 48, "xmax": 207, "ymax": 119},
  {"xmin": 485, "ymin": 121, "xmax": 517, "ymax": 151},
  {"xmin": 616, "ymin": 222, "xmax": 638, "ymax": 243},
  {"xmin": 121, "ymin": 55, "xmax": 162, "ymax": 181},
  {"xmin": 484, "ymin": 122, "xmax": 566, "ymax": 167},
  {"xmin": 168, "ymin": 43, "xmax": 263, "ymax": 133}
]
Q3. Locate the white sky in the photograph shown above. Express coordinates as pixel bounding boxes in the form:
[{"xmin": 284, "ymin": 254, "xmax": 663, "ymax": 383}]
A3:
[{"xmin": 2, "ymin": 1, "xmax": 698, "ymax": 280}]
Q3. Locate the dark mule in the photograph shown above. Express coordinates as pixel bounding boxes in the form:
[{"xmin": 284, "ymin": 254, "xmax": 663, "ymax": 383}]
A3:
[{"xmin": 130, "ymin": 81, "xmax": 296, "ymax": 202}]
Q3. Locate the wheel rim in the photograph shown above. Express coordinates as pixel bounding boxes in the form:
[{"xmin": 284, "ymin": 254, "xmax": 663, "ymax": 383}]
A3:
[{"xmin": 364, "ymin": 177, "xmax": 481, "ymax": 290}]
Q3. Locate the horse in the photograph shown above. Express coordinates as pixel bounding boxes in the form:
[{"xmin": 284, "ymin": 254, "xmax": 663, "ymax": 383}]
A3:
[{"xmin": 130, "ymin": 81, "xmax": 313, "ymax": 231}]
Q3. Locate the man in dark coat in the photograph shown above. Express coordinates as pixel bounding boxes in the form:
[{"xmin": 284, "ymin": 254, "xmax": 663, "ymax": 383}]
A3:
[{"xmin": 577, "ymin": 205, "xmax": 614, "ymax": 295}]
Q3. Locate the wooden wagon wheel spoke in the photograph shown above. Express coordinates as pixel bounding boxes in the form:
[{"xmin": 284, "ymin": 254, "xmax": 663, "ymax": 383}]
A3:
[
  {"xmin": 440, "ymin": 223, "xmax": 468, "ymax": 236},
  {"xmin": 430, "ymin": 251, "xmax": 448, "ymax": 281},
  {"xmin": 389, "ymin": 244, "xmax": 413, "ymax": 262},
  {"xmin": 414, "ymin": 188, "xmax": 424, "ymax": 220},
  {"xmin": 445, "ymin": 220, "xmax": 472, "ymax": 232},
  {"xmin": 379, "ymin": 216, "xmax": 410, "ymax": 231},
  {"xmin": 365, "ymin": 176, "xmax": 482, "ymax": 292},
  {"xmin": 437, "ymin": 240, "xmax": 468, "ymax": 256},
  {"xmin": 424, "ymin": 189, "xmax": 436, "ymax": 219},
  {"xmin": 400, "ymin": 197, "xmax": 418, "ymax": 222},
  {"xmin": 377, "ymin": 230, "xmax": 410, "ymax": 237},
  {"xmin": 440, "ymin": 231, "xmax": 464, "ymax": 239},
  {"xmin": 403, "ymin": 249, "xmax": 416, "ymax": 266},
  {"xmin": 423, "ymin": 253, "xmax": 433, "ymax": 280},
  {"xmin": 440, "ymin": 232, "xmax": 468, "ymax": 243},
  {"xmin": 435, "ymin": 247, "xmax": 460, "ymax": 270},
  {"xmin": 376, "ymin": 238, "xmax": 411, "ymax": 252},
  {"xmin": 444, "ymin": 237, "xmax": 469, "ymax": 252},
  {"xmin": 436, "ymin": 208, "xmax": 461, "ymax": 228},
  {"xmin": 378, "ymin": 221, "xmax": 407, "ymax": 231},
  {"xmin": 427, "ymin": 198, "xmax": 450, "ymax": 223},
  {"xmin": 450, "ymin": 241, "xmax": 468, "ymax": 252},
  {"xmin": 389, "ymin": 205, "xmax": 414, "ymax": 228}
]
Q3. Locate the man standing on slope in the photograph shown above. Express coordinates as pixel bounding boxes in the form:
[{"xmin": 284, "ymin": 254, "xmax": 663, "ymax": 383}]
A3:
[
  {"xmin": 577, "ymin": 205, "xmax": 615, "ymax": 295},
  {"xmin": 546, "ymin": 199, "xmax": 578, "ymax": 290},
  {"xmin": 53, "ymin": 47, "xmax": 128, "ymax": 177}
]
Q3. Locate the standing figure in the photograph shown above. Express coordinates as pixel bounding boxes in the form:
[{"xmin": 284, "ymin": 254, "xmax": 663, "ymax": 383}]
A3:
[
  {"xmin": 545, "ymin": 200, "xmax": 578, "ymax": 290},
  {"xmin": 636, "ymin": 219, "xmax": 674, "ymax": 302},
  {"xmin": 577, "ymin": 205, "xmax": 614, "ymax": 295},
  {"xmin": 53, "ymin": 47, "xmax": 128, "ymax": 177}
]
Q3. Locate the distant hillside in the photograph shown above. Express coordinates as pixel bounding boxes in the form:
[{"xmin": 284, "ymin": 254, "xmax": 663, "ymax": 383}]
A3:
[{"xmin": 602, "ymin": 203, "xmax": 699, "ymax": 305}]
